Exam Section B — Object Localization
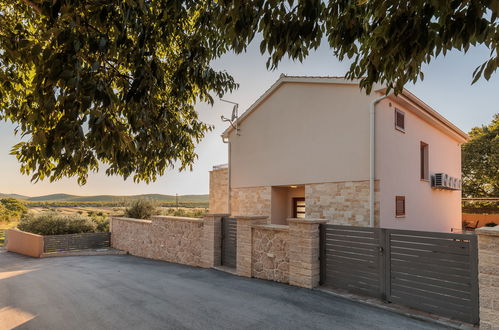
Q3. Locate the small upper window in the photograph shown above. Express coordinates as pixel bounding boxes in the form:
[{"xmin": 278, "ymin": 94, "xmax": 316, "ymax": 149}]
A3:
[
  {"xmin": 395, "ymin": 109, "xmax": 405, "ymax": 132},
  {"xmin": 420, "ymin": 142, "xmax": 429, "ymax": 181},
  {"xmin": 396, "ymin": 196, "xmax": 405, "ymax": 217}
]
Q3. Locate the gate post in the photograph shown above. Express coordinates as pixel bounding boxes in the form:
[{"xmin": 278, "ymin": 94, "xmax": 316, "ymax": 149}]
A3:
[
  {"xmin": 235, "ymin": 215, "xmax": 268, "ymax": 277},
  {"xmin": 202, "ymin": 214, "xmax": 228, "ymax": 268},
  {"xmin": 288, "ymin": 218, "xmax": 328, "ymax": 288},
  {"xmin": 476, "ymin": 226, "xmax": 499, "ymax": 328}
]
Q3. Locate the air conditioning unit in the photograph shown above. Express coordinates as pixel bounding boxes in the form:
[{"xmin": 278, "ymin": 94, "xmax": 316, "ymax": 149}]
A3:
[
  {"xmin": 433, "ymin": 173, "xmax": 446, "ymax": 189},
  {"xmin": 431, "ymin": 173, "xmax": 461, "ymax": 190}
]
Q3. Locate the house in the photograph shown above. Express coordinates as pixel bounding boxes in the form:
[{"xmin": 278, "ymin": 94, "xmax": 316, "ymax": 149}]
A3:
[{"xmin": 209, "ymin": 75, "xmax": 468, "ymax": 233}]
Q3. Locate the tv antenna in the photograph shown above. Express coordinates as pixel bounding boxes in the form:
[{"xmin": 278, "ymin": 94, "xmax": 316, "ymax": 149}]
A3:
[{"xmin": 220, "ymin": 99, "xmax": 240, "ymax": 135}]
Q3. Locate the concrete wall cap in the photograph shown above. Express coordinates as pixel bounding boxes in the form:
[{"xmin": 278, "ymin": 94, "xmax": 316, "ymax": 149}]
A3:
[
  {"xmin": 234, "ymin": 215, "xmax": 269, "ymax": 220},
  {"xmin": 475, "ymin": 226, "xmax": 499, "ymax": 236},
  {"xmin": 252, "ymin": 224, "xmax": 289, "ymax": 232},
  {"xmin": 151, "ymin": 215, "xmax": 203, "ymax": 223},
  {"xmin": 7, "ymin": 228, "xmax": 44, "ymax": 238},
  {"xmin": 112, "ymin": 217, "xmax": 152, "ymax": 224},
  {"xmin": 287, "ymin": 218, "xmax": 328, "ymax": 224}
]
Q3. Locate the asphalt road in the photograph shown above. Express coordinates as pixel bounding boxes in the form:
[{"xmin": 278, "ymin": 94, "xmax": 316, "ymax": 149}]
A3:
[{"xmin": 0, "ymin": 250, "xmax": 445, "ymax": 330}]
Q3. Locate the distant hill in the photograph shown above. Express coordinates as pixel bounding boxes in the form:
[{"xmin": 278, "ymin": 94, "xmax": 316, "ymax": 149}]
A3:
[
  {"xmin": 0, "ymin": 193, "xmax": 209, "ymax": 203},
  {"xmin": 0, "ymin": 193, "xmax": 29, "ymax": 200}
]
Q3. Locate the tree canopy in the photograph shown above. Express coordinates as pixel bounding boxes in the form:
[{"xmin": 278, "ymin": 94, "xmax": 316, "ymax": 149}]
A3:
[
  {"xmin": 0, "ymin": 0, "xmax": 497, "ymax": 183},
  {"xmin": 462, "ymin": 113, "xmax": 499, "ymax": 198}
]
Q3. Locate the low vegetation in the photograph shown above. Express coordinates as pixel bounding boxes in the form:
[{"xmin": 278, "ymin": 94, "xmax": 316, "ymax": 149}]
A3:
[
  {"xmin": 25, "ymin": 200, "xmax": 208, "ymax": 208},
  {"xmin": 462, "ymin": 200, "xmax": 499, "ymax": 214},
  {"xmin": 159, "ymin": 208, "xmax": 207, "ymax": 218},
  {"xmin": 124, "ymin": 199, "xmax": 159, "ymax": 219},
  {"xmin": 0, "ymin": 198, "xmax": 27, "ymax": 223},
  {"xmin": 17, "ymin": 213, "xmax": 109, "ymax": 236}
]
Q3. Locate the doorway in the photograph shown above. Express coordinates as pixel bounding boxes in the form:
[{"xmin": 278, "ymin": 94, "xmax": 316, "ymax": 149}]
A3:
[{"xmin": 271, "ymin": 185, "xmax": 305, "ymax": 225}]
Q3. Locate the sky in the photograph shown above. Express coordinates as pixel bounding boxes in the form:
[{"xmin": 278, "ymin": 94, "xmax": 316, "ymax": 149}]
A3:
[{"xmin": 0, "ymin": 42, "xmax": 497, "ymax": 197}]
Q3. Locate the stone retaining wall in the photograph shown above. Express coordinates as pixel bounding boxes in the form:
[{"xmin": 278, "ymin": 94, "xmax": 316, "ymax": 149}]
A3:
[
  {"xmin": 251, "ymin": 225, "xmax": 289, "ymax": 283},
  {"xmin": 111, "ymin": 215, "xmax": 222, "ymax": 268}
]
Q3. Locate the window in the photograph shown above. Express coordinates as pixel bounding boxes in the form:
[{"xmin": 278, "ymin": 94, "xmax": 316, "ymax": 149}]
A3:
[
  {"xmin": 395, "ymin": 196, "xmax": 405, "ymax": 217},
  {"xmin": 395, "ymin": 109, "xmax": 405, "ymax": 132},
  {"xmin": 420, "ymin": 142, "xmax": 429, "ymax": 180},
  {"xmin": 293, "ymin": 197, "xmax": 306, "ymax": 218}
]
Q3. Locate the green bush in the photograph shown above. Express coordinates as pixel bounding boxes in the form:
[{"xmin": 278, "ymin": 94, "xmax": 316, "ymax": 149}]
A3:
[
  {"xmin": 462, "ymin": 200, "xmax": 499, "ymax": 214},
  {"xmin": 18, "ymin": 213, "xmax": 97, "ymax": 235},
  {"xmin": 125, "ymin": 199, "xmax": 157, "ymax": 219},
  {"xmin": 0, "ymin": 198, "xmax": 27, "ymax": 223},
  {"xmin": 91, "ymin": 215, "xmax": 110, "ymax": 232}
]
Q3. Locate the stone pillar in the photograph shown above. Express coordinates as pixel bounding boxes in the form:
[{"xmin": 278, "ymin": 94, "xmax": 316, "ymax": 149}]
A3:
[
  {"xmin": 288, "ymin": 218, "xmax": 327, "ymax": 289},
  {"xmin": 201, "ymin": 214, "xmax": 228, "ymax": 268},
  {"xmin": 476, "ymin": 226, "xmax": 499, "ymax": 329},
  {"xmin": 236, "ymin": 215, "xmax": 268, "ymax": 277}
]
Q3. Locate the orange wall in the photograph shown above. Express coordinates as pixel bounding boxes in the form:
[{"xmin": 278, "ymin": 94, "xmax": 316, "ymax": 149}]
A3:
[
  {"xmin": 463, "ymin": 213, "xmax": 499, "ymax": 228},
  {"xmin": 6, "ymin": 229, "xmax": 44, "ymax": 258}
]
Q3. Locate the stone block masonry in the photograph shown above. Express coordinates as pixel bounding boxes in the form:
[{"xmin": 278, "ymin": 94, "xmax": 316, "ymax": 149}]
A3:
[
  {"xmin": 231, "ymin": 186, "xmax": 271, "ymax": 216},
  {"xmin": 209, "ymin": 167, "xmax": 229, "ymax": 214},
  {"xmin": 306, "ymin": 180, "xmax": 379, "ymax": 227},
  {"xmin": 476, "ymin": 226, "xmax": 499, "ymax": 329},
  {"xmin": 111, "ymin": 214, "xmax": 226, "ymax": 268}
]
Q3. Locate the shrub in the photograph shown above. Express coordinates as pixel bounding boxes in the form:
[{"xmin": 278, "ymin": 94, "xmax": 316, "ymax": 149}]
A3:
[
  {"xmin": 91, "ymin": 215, "xmax": 110, "ymax": 232},
  {"xmin": 125, "ymin": 199, "xmax": 157, "ymax": 219},
  {"xmin": 485, "ymin": 222, "xmax": 497, "ymax": 227},
  {"xmin": 18, "ymin": 213, "xmax": 97, "ymax": 235},
  {"xmin": 0, "ymin": 198, "xmax": 27, "ymax": 223}
]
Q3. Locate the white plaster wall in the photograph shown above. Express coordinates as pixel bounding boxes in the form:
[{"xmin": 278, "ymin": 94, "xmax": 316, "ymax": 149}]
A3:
[
  {"xmin": 229, "ymin": 82, "xmax": 377, "ymax": 188},
  {"xmin": 375, "ymin": 99, "xmax": 462, "ymax": 232}
]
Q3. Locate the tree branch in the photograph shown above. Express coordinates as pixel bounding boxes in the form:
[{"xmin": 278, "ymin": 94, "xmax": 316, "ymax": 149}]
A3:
[{"xmin": 22, "ymin": 0, "xmax": 42, "ymax": 14}]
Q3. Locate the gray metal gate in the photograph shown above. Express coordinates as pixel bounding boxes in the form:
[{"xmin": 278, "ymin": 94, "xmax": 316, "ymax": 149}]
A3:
[
  {"xmin": 320, "ymin": 224, "xmax": 479, "ymax": 324},
  {"xmin": 221, "ymin": 217, "xmax": 237, "ymax": 268}
]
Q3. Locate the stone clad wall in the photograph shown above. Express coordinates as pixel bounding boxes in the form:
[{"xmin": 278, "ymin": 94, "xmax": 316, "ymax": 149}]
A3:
[
  {"xmin": 476, "ymin": 227, "xmax": 499, "ymax": 329},
  {"xmin": 150, "ymin": 216, "xmax": 204, "ymax": 267},
  {"xmin": 251, "ymin": 225, "xmax": 289, "ymax": 283},
  {"xmin": 209, "ymin": 168, "xmax": 229, "ymax": 214},
  {"xmin": 111, "ymin": 217, "xmax": 154, "ymax": 258},
  {"xmin": 305, "ymin": 180, "xmax": 379, "ymax": 226},
  {"xmin": 111, "ymin": 216, "xmax": 219, "ymax": 268},
  {"xmin": 231, "ymin": 186, "xmax": 271, "ymax": 216}
]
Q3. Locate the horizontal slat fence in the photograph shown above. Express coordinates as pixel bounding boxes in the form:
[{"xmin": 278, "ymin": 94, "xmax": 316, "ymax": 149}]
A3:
[
  {"xmin": 221, "ymin": 217, "xmax": 237, "ymax": 268},
  {"xmin": 320, "ymin": 224, "xmax": 479, "ymax": 325},
  {"xmin": 320, "ymin": 225, "xmax": 382, "ymax": 298},
  {"xmin": 387, "ymin": 229, "xmax": 478, "ymax": 324},
  {"xmin": 43, "ymin": 232, "xmax": 110, "ymax": 253}
]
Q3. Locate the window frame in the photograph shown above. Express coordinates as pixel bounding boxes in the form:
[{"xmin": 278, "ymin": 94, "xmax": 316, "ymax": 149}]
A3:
[
  {"xmin": 395, "ymin": 196, "xmax": 406, "ymax": 218},
  {"xmin": 394, "ymin": 108, "xmax": 406, "ymax": 132},
  {"xmin": 292, "ymin": 197, "xmax": 306, "ymax": 218},
  {"xmin": 420, "ymin": 141, "xmax": 429, "ymax": 181}
]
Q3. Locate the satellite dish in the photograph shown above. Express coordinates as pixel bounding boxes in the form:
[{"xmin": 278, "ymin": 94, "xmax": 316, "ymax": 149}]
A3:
[
  {"xmin": 231, "ymin": 104, "xmax": 238, "ymax": 121},
  {"xmin": 220, "ymin": 99, "xmax": 240, "ymax": 135}
]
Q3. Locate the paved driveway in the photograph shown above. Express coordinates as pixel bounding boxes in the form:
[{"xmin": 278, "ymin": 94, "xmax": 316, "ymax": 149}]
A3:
[{"xmin": 0, "ymin": 251, "xmax": 445, "ymax": 330}]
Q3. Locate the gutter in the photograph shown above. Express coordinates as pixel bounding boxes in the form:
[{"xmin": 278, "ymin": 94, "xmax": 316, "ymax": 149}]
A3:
[
  {"xmin": 221, "ymin": 136, "xmax": 231, "ymax": 214},
  {"xmin": 369, "ymin": 93, "xmax": 391, "ymax": 227}
]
